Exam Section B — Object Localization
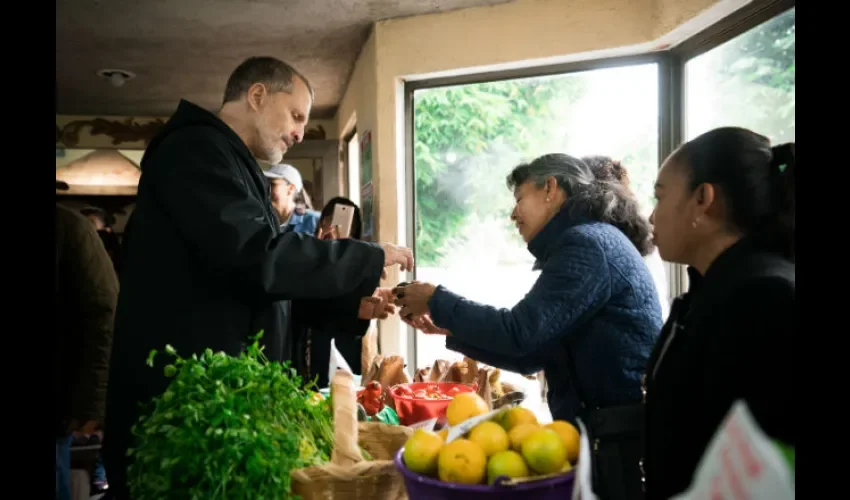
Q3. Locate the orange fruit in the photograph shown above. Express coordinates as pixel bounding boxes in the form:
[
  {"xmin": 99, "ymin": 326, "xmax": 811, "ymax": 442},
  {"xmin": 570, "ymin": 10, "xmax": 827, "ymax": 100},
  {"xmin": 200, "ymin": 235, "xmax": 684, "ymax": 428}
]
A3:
[
  {"xmin": 468, "ymin": 421, "xmax": 510, "ymax": 457},
  {"xmin": 507, "ymin": 422, "xmax": 539, "ymax": 452},
  {"xmin": 486, "ymin": 450, "xmax": 529, "ymax": 484},
  {"xmin": 446, "ymin": 392, "xmax": 489, "ymax": 426},
  {"xmin": 403, "ymin": 429, "xmax": 444, "ymax": 475},
  {"xmin": 437, "ymin": 438, "xmax": 488, "ymax": 484},
  {"xmin": 497, "ymin": 406, "xmax": 538, "ymax": 431},
  {"xmin": 521, "ymin": 428, "xmax": 567, "ymax": 474},
  {"xmin": 546, "ymin": 420, "xmax": 580, "ymax": 464}
]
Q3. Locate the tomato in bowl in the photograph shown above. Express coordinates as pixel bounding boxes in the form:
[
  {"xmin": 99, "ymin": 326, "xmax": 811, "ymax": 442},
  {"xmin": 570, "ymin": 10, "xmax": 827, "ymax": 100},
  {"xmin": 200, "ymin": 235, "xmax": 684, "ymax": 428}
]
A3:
[{"xmin": 390, "ymin": 382, "xmax": 477, "ymax": 426}]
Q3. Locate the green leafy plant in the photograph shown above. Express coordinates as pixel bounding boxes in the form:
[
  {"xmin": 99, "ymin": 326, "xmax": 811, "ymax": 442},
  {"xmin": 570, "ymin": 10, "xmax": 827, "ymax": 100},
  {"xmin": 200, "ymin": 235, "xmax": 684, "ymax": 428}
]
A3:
[{"xmin": 127, "ymin": 332, "xmax": 335, "ymax": 500}]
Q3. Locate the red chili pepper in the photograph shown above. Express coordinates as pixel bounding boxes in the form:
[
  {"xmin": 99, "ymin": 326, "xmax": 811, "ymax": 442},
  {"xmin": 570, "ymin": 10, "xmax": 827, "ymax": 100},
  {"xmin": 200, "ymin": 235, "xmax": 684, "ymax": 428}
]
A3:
[{"xmin": 362, "ymin": 396, "xmax": 383, "ymax": 416}]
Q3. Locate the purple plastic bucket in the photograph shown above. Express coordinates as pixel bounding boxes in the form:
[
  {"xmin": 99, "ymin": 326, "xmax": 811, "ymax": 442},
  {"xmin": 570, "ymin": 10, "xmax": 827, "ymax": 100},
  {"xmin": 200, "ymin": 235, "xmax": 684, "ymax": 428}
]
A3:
[{"xmin": 394, "ymin": 448, "xmax": 575, "ymax": 500}]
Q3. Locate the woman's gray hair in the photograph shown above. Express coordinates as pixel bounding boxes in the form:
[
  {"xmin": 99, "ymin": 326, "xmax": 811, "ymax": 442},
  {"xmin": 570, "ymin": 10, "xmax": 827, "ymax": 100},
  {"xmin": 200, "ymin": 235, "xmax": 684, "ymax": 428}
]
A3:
[
  {"xmin": 506, "ymin": 153, "xmax": 654, "ymax": 256},
  {"xmin": 506, "ymin": 153, "xmax": 595, "ymax": 195}
]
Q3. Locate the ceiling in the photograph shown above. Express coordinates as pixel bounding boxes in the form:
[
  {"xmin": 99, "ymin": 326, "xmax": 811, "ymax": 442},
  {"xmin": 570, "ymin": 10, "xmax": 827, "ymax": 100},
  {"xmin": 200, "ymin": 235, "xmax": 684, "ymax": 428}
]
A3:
[{"xmin": 57, "ymin": 0, "xmax": 515, "ymax": 119}]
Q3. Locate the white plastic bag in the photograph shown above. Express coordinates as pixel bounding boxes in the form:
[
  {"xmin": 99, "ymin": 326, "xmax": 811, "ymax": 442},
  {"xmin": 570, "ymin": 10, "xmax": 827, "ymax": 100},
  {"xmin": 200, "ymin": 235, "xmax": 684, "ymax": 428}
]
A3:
[
  {"xmin": 571, "ymin": 418, "xmax": 599, "ymax": 500},
  {"xmin": 671, "ymin": 400, "xmax": 795, "ymax": 500},
  {"xmin": 328, "ymin": 338, "xmax": 353, "ymax": 384}
]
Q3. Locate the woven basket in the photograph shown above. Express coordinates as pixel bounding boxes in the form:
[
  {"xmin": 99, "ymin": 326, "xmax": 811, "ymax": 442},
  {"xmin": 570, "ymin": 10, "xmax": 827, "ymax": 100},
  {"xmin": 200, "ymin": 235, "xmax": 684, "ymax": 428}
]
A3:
[{"xmin": 291, "ymin": 372, "xmax": 413, "ymax": 500}]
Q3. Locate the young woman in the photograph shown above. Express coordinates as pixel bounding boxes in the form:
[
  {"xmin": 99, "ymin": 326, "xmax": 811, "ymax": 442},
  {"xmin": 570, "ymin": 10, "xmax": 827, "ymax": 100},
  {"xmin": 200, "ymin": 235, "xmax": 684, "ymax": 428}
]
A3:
[
  {"xmin": 316, "ymin": 196, "xmax": 363, "ymax": 240},
  {"xmin": 396, "ymin": 153, "xmax": 662, "ymax": 500},
  {"xmin": 643, "ymin": 127, "xmax": 795, "ymax": 499},
  {"xmin": 295, "ymin": 197, "xmax": 391, "ymax": 387}
]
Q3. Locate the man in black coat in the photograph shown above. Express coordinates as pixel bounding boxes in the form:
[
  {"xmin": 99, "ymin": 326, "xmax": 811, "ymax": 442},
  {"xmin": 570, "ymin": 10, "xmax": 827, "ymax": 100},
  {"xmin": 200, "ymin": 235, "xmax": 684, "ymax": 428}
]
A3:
[{"xmin": 102, "ymin": 56, "xmax": 412, "ymax": 498}]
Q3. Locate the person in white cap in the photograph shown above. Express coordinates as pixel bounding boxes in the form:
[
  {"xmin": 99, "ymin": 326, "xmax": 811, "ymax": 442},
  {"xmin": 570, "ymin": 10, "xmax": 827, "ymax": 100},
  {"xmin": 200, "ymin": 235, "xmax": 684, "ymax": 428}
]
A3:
[{"xmin": 264, "ymin": 163, "xmax": 321, "ymax": 234}]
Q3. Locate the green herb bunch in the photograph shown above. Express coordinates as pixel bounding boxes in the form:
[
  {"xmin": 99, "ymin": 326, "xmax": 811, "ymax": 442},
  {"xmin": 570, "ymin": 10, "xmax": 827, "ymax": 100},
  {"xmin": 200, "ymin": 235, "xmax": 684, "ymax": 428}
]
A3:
[{"xmin": 127, "ymin": 332, "xmax": 334, "ymax": 500}]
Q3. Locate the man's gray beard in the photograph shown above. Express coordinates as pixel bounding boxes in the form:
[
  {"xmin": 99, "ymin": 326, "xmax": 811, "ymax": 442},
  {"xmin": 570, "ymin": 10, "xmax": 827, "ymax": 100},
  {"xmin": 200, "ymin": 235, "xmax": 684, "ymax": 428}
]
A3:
[
  {"xmin": 267, "ymin": 149, "xmax": 284, "ymax": 165},
  {"xmin": 255, "ymin": 144, "xmax": 283, "ymax": 165}
]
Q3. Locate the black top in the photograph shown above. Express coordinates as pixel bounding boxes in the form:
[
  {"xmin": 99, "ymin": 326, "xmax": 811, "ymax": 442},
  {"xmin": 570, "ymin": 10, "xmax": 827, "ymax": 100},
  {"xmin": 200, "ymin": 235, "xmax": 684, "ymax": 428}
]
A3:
[
  {"xmin": 643, "ymin": 235, "xmax": 795, "ymax": 500},
  {"xmin": 103, "ymin": 100, "xmax": 384, "ymax": 496}
]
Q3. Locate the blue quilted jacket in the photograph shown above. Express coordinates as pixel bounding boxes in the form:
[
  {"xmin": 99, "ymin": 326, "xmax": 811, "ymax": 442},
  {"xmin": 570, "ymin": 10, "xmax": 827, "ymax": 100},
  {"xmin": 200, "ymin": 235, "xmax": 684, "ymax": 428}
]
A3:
[{"xmin": 432, "ymin": 210, "xmax": 662, "ymax": 423}]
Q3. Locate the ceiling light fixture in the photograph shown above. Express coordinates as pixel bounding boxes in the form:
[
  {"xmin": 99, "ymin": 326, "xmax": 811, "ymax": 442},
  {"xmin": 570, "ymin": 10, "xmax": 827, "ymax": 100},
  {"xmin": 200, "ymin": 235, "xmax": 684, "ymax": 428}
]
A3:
[{"xmin": 97, "ymin": 69, "xmax": 136, "ymax": 88}]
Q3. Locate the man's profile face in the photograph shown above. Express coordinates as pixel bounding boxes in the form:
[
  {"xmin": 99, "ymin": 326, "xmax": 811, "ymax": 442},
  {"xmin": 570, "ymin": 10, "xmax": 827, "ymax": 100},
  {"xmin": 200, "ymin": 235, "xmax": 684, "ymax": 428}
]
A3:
[
  {"xmin": 251, "ymin": 77, "xmax": 313, "ymax": 164},
  {"xmin": 270, "ymin": 179, "xmax": 296, "ymax": 211}
]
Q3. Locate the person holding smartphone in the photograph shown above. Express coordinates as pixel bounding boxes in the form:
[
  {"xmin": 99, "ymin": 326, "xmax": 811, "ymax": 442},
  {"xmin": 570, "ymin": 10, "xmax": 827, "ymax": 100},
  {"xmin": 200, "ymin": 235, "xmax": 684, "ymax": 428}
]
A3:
[
  {"xmin": 263, "ymin": 163, "xmax": 321, "ymax": 235},
  {"xmin": 294, "ymin": 196, "xmax": 396, "ymax": 387}
]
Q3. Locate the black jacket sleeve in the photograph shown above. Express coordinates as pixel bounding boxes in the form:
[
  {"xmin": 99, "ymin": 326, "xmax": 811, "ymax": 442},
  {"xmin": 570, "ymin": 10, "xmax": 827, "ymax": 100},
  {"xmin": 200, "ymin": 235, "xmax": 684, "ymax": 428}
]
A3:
[
  {"xmin": 290, "ymin": 251, "xmax": 383, "ymax": 349},
  {"xmin": 150, "ymin": 127, "xmax": 385, "ymax": 301}
]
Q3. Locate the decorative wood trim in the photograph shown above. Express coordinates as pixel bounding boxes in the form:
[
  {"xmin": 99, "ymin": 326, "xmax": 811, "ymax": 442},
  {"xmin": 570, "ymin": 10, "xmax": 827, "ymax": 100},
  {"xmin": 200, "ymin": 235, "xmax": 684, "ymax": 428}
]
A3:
[
  {"xmin": 56, "ymin": 118, "xmax": 328, "ymax": 147},
  {"xmin": 304, "ymin": 124, "xmax": 327, "ymax": 141},
  {"xmin": 57, "ymin": 117, "xmax": 165, "ymax": 148}
]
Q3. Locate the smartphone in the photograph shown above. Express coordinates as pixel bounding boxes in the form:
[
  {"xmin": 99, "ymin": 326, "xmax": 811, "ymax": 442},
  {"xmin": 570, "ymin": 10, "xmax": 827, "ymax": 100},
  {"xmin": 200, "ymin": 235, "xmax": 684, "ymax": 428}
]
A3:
[{"xmin": 330, "ymin": 204, "xmax": 355, "ymax": 239}]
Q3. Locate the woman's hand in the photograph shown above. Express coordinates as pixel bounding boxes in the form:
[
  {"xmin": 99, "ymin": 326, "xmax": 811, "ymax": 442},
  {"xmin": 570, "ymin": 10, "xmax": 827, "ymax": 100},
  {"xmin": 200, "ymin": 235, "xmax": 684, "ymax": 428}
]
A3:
[
  {"xmin": 394, "ymin": 281, "xmax": 437, "ymax": 319},
  {"xmin": 358, "ymin": 287, "xmax": 397, "ymax": 320},
  {"xmin": 403, "ymin": 313, "xmax": 451, "ymax": 336},
  {"xmin": 317, "ymin": 225, "xmax": 340, "ymax": 241}
]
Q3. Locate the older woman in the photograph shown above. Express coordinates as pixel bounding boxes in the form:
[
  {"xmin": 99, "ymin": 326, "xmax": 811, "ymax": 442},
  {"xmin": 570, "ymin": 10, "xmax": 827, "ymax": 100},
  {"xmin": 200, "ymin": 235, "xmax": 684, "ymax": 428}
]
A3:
[
  {"xmin": 397, "ymin": 153, "xmax": 661, "ymax": 500},
  {"xmin": 643, "ymin": 127, "xmax": 795, "ymax": 500}
]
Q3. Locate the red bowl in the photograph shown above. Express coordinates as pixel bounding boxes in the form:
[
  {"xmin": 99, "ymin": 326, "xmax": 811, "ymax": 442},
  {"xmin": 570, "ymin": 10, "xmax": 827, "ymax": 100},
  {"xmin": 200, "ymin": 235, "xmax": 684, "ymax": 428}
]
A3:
[{"xmin": 390, "ymin": 382, "xmax": 477, "ymax": 426}]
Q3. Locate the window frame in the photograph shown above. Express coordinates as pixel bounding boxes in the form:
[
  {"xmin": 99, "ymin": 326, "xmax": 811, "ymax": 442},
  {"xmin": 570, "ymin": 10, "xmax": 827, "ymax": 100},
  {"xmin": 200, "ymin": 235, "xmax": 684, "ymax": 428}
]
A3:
[
  {"xmin": 402, "ymin": 0, "xmax": 795, "ymax": 370},
  {"xmin": 669, "ymin": 0, "xmax": 795, "ymax": 296},
  {"xmin": 342, "ymin": 128, "xmax": 360, "ymax": 204}
]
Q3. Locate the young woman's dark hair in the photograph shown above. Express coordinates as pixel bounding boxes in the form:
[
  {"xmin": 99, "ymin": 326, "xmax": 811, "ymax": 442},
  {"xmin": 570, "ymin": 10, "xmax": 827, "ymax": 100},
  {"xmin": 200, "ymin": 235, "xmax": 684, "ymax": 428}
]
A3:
[
  {"xmin": 318, "ymin": 196, "xmax": 363, "ymax": 240},
  {"xmin": 507, "ymin": 153, "xmax": 655, "ymax": 256},
  {"xmin": 673, "ymin": 127, "xmax": 795, "ymax": 259}
]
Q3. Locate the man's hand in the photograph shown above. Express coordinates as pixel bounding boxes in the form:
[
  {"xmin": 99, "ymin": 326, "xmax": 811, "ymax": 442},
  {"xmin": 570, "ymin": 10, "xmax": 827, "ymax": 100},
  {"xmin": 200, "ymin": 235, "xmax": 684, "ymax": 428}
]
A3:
[
  {"xmin": 358, "ymin": 287, "xmax": 398, "ymax": 320},
  {"xmin": 379, "ymin": 243, "xmax": 414, "ymax": 273}
]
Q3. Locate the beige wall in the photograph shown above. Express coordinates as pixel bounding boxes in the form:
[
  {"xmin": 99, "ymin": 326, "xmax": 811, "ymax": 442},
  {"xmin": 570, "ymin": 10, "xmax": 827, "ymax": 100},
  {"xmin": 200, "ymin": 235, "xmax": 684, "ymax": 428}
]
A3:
[{"xmin": 335, "ymin": 0, "xmax": 751, "ymax": 356}]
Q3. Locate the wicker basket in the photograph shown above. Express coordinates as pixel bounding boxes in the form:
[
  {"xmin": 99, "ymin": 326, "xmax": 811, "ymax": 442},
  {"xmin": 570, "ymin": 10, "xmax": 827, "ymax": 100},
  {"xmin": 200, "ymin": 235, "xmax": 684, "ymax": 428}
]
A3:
[{"xmin": 291, "ymin": 372, "xmax": 413, "ymax": 500}]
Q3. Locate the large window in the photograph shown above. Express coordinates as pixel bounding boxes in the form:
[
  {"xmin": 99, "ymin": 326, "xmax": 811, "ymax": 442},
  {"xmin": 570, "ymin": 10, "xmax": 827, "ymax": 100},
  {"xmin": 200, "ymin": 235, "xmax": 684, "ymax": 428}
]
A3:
[
  {"xmin": 405, "ymin": 4, "xmax": 795, "ymax": 375},
  {"xmin": 684, "ymin": 7, "xmax": 795, "ymax": 143},
  {"xmin": 411, "ymin": 63, "xmax": 661, "ymax": 369},
  {"xmin": 676, "ymin": 6, "xmax": 795, "ymax": 291},
  {"xmin": 345, "ymin": 131, "xmax": 361, "ymax": 206}
]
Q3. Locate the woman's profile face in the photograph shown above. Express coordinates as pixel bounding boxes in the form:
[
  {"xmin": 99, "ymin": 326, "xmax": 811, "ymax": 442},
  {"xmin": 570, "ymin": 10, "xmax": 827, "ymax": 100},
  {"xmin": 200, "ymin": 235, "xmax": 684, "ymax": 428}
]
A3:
[
  {"xmin": 651, "ymin": 156, "xmax": 700, "ymax": 263},
  {"xmin": 511, "ymin": 181, "xmax": 555, "ymax": 243}
]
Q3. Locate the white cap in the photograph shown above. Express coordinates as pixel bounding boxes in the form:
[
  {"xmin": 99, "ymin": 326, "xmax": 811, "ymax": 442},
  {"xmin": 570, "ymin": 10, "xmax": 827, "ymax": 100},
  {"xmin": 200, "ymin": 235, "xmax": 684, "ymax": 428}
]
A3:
[{"xmin": 263, "ymin": 164, "xmax": 303, "ymax": 192}]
